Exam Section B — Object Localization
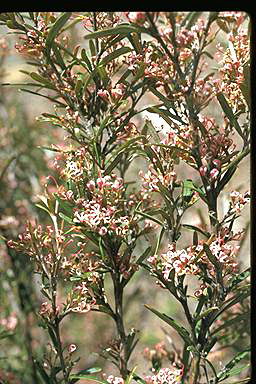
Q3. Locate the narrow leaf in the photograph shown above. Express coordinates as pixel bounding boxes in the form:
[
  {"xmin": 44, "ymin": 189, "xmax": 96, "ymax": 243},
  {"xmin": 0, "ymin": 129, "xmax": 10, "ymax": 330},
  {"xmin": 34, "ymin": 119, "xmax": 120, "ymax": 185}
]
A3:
[
  {"xmin": 45, "ymin": 12, "xmax": 72, "ymax": 59},
  {"xmin": 136, "ymin": 246, "xmax": 152, "ymax": 265},
  {"xmin": 70, "ymin": 374, "xmax": 108, "ymax": 383},
  {"xmin": 217, "ymin": 348, "xmax": 250, "ymax": 381},
  {"xmin": 84, "ymin": 24, "xmax": 139, "ymax": 40},
  {"xmin": 100, "ymin": 46, "xmax": 131, "ymax": 65},
  {"xmin": 217, "ymin": 93, "xmax": 244, "ymax": 139},
  {"xmin": 145, "ymin": 305, "xmax": 193, "ymax": 346}
]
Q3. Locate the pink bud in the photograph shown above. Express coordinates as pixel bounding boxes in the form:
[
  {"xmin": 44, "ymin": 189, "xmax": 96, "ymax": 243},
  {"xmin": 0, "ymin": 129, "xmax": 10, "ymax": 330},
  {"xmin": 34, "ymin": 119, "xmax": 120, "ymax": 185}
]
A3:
[
  {"xmin": 199, "ymin": 166, "xmax": 207, "ymax": 177},
  {"xmin": 212, "ymin": 159, "xmax": 221, "ymax": 169},
  {"xmin": 86, "ymin": 180, "xmax": 96, "ymax": 191},
  {"xmin": 99, "ymin": 226, "xmax": 107, "ymax": 236},
  {"xmin": 210, "ymin": 168, "xmax": 219, "ymax": 181},
  {"xmin": 68, "ymin": 344, "xmax": 77, "ymax": 354}
]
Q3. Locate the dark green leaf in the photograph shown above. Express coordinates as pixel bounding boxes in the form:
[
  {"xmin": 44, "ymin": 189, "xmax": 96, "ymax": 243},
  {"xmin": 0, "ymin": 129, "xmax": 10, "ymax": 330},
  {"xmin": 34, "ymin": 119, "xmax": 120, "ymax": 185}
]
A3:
[
  {"xmin": 45, "ymin": 12, "xmax": 72, "ymax": 60},
  {"xmin": 84, "ymin": 24, "xmax": 139, "ymax": 40},
  {"xmin": 81, "ymin": 48, "xmax": 93, "ymax": 71},
  {"xmin": 240, "ymin": 60, "xmax": 250, "ymax": 109},
  {"xmin": 104, "ymin": 152, "xmax": 124, "ymax": 175},
  {"xmin": 100, "ymin": 46, "xmax": 131, "ymax": 65},
  {"xmin": 211, "ymin": 312, "xmax": 249, "ymax": 336},
  {"xmin": 145, "ymin": 305, "xmax": 193, "ymax": 346},
  {"xmin": 217, "ymin": 93, "xmax": 244, "ymax": 139},
  {"xmin": 136, "ymin": 246, "xmax": 152, "ymax": 265},
  {"xmin": 182, "ymin": 224, "xmax": 210, "ymax": 238},
  {"xmin": 70, "ymin": 374, "xmax": 108, "ymax": 383},
  {"xmin": 34, "ymin": 360, "xmax": 52, "ymax": 384},
  {"xmin": 227, "ymin": 267, "xmax": 250, "ymax": 291},
  {"xmin": 203, "ymin": 243, "xmax": 221, "ymax": 271},
  {"xmin": 217, "ymin": 348, "xmax": 250, "ymax": 381}
]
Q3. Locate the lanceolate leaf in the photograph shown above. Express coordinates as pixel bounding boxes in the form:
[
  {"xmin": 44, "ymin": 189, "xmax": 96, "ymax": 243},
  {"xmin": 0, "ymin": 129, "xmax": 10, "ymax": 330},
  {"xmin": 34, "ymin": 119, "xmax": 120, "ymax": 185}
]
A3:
[
  {"xmin": 216, "ymin": 93, "xmax": 244, "ymax": 139},
  {"xmin": 217, "ymin": 348, "xmax": 250, "ymax": 381},
  {"xmin": 227, "ymin": 267, "xmax": 250, "ymax": 291},
  {"xmin": 45, "ymin": 12, "xmax": 72, "ymax": 60},
  {"xmin": 145, "ymin": 305, "xmax": 193, "ymax": 346},
  {"xmin": 70, "ymin": 374, "xmax": 108, "ymax": 384},
  {"xmin": 84, "ymin": 24, "xmax": 140, "ymax": 40},
  {"xmin": 100, "ymin": 46, "xmax": 131, "ymax": 65}
]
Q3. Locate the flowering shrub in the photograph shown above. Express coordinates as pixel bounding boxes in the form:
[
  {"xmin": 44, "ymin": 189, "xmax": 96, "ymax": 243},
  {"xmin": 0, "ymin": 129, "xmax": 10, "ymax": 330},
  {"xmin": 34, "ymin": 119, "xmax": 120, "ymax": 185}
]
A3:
[{"xmin": 0, "ymin": 11, "xmax": 250, "ymax": 384}]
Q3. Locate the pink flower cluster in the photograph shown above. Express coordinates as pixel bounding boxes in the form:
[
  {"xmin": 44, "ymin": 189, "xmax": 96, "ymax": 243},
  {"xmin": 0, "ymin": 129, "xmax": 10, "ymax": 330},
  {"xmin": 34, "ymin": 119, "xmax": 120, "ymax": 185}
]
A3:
[
  {"xmin": 230, "ymin": 190, "xmax": 250, "ymax": 214},
  {"xmin": 0, "ymin": 312, "xmax": 18, "ymax": 331},
  {"xmin": 148, "ymin": 235, "xmax": 240, "ymax": 282},
  {"xmin": 145, "ymin": 366, "xmax": 183, "ymax": 384},
  {"xmin": 106, "ymin": 375, "xmax": 124, "ymax": 384},
  {"xmin": 214, "ymin": 14, "xmax": 249, "ymax": 109},
  {"xmin": 73, "ymin": 173, "xmax": 133, "ymax": 237},
  {"xmin": 98, "ymin": 83, "xmax": 126, "ymax": 104},
  {"xmin": 139, "ymin": 164, "xmax": 177, "ymax": 193}
]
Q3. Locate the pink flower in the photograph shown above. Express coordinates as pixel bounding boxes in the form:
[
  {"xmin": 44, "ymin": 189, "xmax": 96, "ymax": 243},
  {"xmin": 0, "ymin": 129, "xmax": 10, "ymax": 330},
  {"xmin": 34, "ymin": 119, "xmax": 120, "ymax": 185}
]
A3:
[
  {"xmin": 199, "ymin": 166, "xmax": 207, "ymax": 177},
  {"xmin": 126, "ymin": 12, "xmax": 146, "ymax": 25},
  {"xmin": 209, "ymin": 168, "xmax": 219, "ymax": 181},
  {"xmin": 97, "ymin": 89, "xmax": 110, "ymax": 102},
  {"xmin": 68, "ymin": 344, "xmax": 77, "ymax": 354},
  {"xmin": 98, "ymin": 226, "xmax": 107, "ymax": 236}
]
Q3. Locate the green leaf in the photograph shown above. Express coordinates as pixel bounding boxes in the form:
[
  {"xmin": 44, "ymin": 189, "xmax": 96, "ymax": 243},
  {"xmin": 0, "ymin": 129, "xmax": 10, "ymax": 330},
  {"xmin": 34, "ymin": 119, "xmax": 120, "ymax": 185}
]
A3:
[
  {"xmin": 211, "ymin": 312, "xmax": 249, "ymax": 336},
  {"xmin": 54, "ymin": 194, "xmax": 73, "ymax": 215},
  {"xmin": 100, "ymin": 46, "xmax": 131, "ymax": 65},
  {"xmin": 145, "ymin": 305, "xmax": 193, "ymax": 346},
  {"xmin": 182, "ymin": 179, "xmax": 194, "ymax": 203},
  {"xmin": 59, "ymin": 212, "xmax": 74, "ymax": 224},
  {"xmin": 182, "ymin": 224, "xmax": 210, "ymax": 238},
  {"xmin": 134, "ymin": 210, "xmax": 163, "ymax": 227},
  {"xmin": 136, "ymin": 246, "xmax": 152, "ymax": 265},
  {"xmin": 70, "ymin": 374, "xmax": 108, "ymax": 383},
  {"xmin": 240, "ymin": 60, "xmax": 250, "ymax": 109},
  {"xmin": 216, "ymin": 93, "xmax": 244, "ymax": 139},
  {"xmin": 210, "ymin": 289, "xmax": 250, "ymax": 326},
  {"xmin": 45, "ymin": 12, "xmax": 72, "ymax": 60},
  {"xmin": 81, "ymin": 48, "xmax": 93, "ymax": 71},
  {"xmin": 34, "ymin": 360, "xmax": 52, "ymax": 384},
  {"xmin": 147, "ymin": 105, "xmax": 183, "ymax": 126},
  {"xmin": 104, "ymin": 152, "xmax": 124, "ymax": 175},
  {"xmin": 227, "ymin": 267, "xmax": 250, "ymax": 291},
  {"xmin": 28, "ymin": 72, "xmax": 56, "ymax": 89},
  {"xmin": 203, "ymin": 243, "xmax": 221, "ymax": 271},
  {"xmin": 84, "ymin": 24, "xmax": 139, "ymax": 40},
  {"xmin": 217, "ymin": 348, "xmax": 250, "ymax": 381}
]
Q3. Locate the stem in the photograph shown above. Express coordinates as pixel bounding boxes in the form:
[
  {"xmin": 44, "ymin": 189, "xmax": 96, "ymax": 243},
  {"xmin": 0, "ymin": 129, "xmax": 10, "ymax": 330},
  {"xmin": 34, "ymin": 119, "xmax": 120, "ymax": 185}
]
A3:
[
  {"xmin": 51, "ymin": 276, "xmax": 69, "ymax": 384},
  {"xmin": 191, "ymin": 354, "xmax": 201, "ymax": 384},
  {"xmin": 112, "ymin": 272, "xmax": 129, "ymax": 379}
]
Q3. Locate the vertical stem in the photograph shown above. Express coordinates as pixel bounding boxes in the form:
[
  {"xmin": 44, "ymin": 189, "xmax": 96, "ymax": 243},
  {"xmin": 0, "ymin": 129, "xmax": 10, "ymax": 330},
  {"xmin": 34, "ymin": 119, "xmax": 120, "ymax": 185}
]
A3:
[
  {"xmin": 51, "ymin": 276, "xmax": 69, "ymax": 384},
  {"xmin": 191, "ymin": 355, "xmax": 201, "ymax": 384},
  {"xmin": 112, "ymin": 272, "xmax": 128, "ymax": 379}
]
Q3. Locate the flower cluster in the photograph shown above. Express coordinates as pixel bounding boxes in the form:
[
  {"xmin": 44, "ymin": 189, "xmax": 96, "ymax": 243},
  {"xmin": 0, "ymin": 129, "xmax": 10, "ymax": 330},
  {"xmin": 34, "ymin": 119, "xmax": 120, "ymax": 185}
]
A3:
[
  {"xmin": 0, "ymin": 312, "xmax": 18, "ymax": 331},
  {"xmin": 73, "ymin": 173, "xmax": 135, "ymax": 237},
  {"xmin": 145, "ymin": 366, "xmax": 183, "ymax": 384},
  {"xmin": 7, "ymin": 223, "xmax": 72, "ymax": 275},
  {"xmin": 66, "ymin": 280, "xmax": 97, "ymax": 313},
  {"xmin": 229, "ymin": 190, "xmax": 250, "ymax": 214},
  {"xmin": 214, "ymin": 13, "xmax": 249, "ymax": 109},
  {"xmin": 106, "ymin": 375, "xmax": 124, "ymax": 384},
  {"xmin": 139, "ymin": 164, "xmax": 177, "ymax": 193},
  {"xmin": 149, "ymin": 234, "xmax": 240, "ymax": 283}
]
